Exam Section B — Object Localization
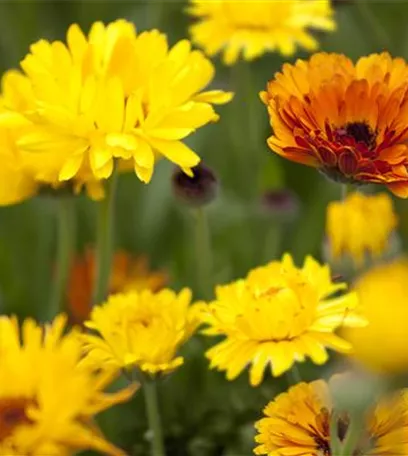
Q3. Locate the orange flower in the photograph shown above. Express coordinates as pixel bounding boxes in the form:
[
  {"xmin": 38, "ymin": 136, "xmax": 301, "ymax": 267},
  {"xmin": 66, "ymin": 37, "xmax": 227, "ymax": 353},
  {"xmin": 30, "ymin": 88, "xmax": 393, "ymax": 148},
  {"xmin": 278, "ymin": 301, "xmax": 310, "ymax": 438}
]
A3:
[
  {"xmin": 67, "ymin": 250, "xmax": 167, "ymax": 324},
  {"xmin": 260, "ymin": 52, "xmax": 408, "ymax": 197}
]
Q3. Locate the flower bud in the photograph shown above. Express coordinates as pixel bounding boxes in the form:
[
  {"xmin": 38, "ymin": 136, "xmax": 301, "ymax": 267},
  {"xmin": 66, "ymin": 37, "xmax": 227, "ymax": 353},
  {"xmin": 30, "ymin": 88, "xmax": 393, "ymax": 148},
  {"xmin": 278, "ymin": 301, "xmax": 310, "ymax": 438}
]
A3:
[
  {"xmin": 260, "ymin": 189, "xmax": 300, "ymax": 222},
  {"xmin": 172, "ymin": 163, "xmax": 218, "ymax": 207}
]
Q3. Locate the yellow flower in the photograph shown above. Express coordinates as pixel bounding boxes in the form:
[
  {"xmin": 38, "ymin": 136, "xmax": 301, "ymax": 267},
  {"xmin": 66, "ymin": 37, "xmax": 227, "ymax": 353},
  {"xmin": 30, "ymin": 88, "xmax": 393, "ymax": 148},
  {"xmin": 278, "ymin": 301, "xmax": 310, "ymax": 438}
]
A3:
[
  {"xmin": 67, "ymin": 249, "xmax": 168, "ymax": 325},
  {"xmin": 0, "ymin": 69, "xmax": 105, "ymax": 202},
  {"xmin": 187, "ymin": 0, "xmax": 335, "ymax": 65},
  {"xmin": 202, "ymin": 254, "xmax": 365, "ymax": 386},
  {"xmin": 254, "ymin": 379, "xmax": 408, "ymax": 456},
  {"xmin": 0, "ymin": 71, "xmax": 37, "ymax": 205},
  {"xmin": 81, "ymin": 288, "xmax": 202, "ymax": 376},
  {"xmin": 343, "ymin": 258, "xmax": 408, "ymax": 373},
  {"xmin": 260, "ymin": 52, "xmax": 408, "ymax": 196},
  {"xmin": 0, "ymin": 20, "xmax": 232, "ymax": 198},
  {"xmin": 0, "ymin": 314, "xmax": 137, "ymax": 455},
  {"xmin": 326, "ymin": 192, "xmax": 398, "ymax": 266}
]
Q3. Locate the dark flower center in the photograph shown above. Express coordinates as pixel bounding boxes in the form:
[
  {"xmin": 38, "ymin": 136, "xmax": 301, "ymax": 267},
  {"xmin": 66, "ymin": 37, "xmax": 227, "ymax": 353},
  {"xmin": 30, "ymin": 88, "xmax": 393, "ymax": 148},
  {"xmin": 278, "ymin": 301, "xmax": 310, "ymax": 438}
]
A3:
[
  {"xmin": 0, "ymin": 397, "xmax": 34, "ymax": 441},
  {"xmin": 336, "ymin": 121, "xmax": 377, "ymax": 149}
]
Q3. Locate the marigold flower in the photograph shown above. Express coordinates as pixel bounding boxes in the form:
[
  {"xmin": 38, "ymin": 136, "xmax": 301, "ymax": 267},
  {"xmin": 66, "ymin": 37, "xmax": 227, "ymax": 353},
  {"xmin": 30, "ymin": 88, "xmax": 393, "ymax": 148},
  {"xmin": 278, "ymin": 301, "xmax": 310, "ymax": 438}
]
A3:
[
  {"xmin": 0, "ymin": 72, "xmax": 38, "ymax": 205},
  {"xmin": 202, "ymin": 254, "xmax": 365, "ymax": 386},
  {"xmin": 81, "ymin": 288, "xmax": 202, "ymax": 376},
  {"xmin": 343, "ymin": 258, "xmax": 408, "ymax": 373},
  {"xmin": 254, "ymin": 379, "xmax": 408, "ymax": 455},
  {"xmin": 261, "ymin": 52, "xmax": 408, "ymax": 197},
  {"xmin": 0, "ymin": 20, "xmax": 232, "ymax": 199},
  {"xmin": 67, "ymin": 249, "xmax": 167, "ymax": 324},
  {"xmin": 187, "ymin": 0, "xmax": 335, "ymax": 65},
  {"xmin": 0, "ymin": 70, "xmax": 104, "ymax": 202},
  {"xmin": 0, "ymin": 314, "xmax": 137, "ymax": 455},
  {"xmin": 326, "ymin": 192, "xmax": 398, "ymax": 266}
]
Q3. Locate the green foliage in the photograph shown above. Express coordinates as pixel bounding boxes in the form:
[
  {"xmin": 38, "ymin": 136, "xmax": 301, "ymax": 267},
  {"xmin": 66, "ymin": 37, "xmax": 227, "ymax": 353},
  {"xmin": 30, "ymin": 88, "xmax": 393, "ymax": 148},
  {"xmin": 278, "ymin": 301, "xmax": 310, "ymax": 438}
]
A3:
[{"xmin": 0, "ymin": 1, "xmax": 405, "ymax": 454}]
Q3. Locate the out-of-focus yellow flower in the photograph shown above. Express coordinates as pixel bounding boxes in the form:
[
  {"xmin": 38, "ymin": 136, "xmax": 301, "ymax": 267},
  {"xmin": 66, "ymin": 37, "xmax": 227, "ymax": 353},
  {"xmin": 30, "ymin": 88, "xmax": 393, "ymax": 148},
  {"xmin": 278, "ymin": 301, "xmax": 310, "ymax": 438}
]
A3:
[
  {"xmin": 81, "ymin": 288, "xmax": 202, "ymax": 376},
  {"xmin": 326, "ymin": 192, "xmax": 398, "ymax": 266},
  {"xmin": 0, "ymin": 314, "xmax": 137, "ymax": 455},
  {"xmin": 344, "ymin": 258, "xmax": 408, "ymax": 373},
  {"xmin": 254, "ymin": 379, "xmax": 408, "ymax": 456},
  {"xmin": 0, "ymin": 71, "xmax": 38, "ymax": 205},
  {"xmin": 187, "ymin": 0, "xmax": 335, "ymax": 65},
  {"xmin": 261, "ymin": 52, "xmax": 408, "ymax": 197},
  {"xmin": 67, "ymin": 249, "xmax": 168, "ymax": 324},
  {"xmin": 0, "ymin": 20, "xmax": 233, "ymax": 201},
  {"xmin": 202, "ymin": 254, "xmax": 365, "ymax": 386}
]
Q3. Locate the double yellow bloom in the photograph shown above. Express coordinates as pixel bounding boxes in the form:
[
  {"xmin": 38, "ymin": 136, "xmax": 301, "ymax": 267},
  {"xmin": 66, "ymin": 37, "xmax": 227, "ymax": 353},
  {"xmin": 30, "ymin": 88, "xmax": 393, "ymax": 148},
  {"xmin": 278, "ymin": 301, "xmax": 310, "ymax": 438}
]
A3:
[{"xmin": 0, "ymin": 20, "xmax": 233, "ymax": 204}]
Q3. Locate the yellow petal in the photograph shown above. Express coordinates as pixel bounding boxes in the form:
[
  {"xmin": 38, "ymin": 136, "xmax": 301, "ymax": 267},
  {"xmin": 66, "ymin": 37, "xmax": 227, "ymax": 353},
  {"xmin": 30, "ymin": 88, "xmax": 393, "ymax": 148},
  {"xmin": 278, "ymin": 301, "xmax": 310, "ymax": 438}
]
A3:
[
  {"xmin": 148, "ymin": 138, "xmax": 200, "ymax": 168},
  {"xmin": 193, "ymin": 90, "xmax": 234, "ymax": 105},
  {"xmin": 59, "ymin": 153, "xmax": 84, "ymax": 181}
]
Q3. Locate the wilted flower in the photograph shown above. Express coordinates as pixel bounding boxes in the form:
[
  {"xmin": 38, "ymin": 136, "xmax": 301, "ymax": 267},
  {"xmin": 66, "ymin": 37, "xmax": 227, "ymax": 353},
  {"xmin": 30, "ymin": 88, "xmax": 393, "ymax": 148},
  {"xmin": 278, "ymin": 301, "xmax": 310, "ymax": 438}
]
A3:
[
  {"xmin": 202, "ymin": 254, "xmax": 365, "ymax": 386},
  {"xmin": 254, "ymin": 379, "xmax": 408, "ymax": 456},
  {"xmin": 0, "ymin": 314, "xmax": 136, "ymax": 455},
  {"xmin": 261, "ymin": 52, "xmax": 408, "ymax": 197},
  {"xmin": 0, "ymin": 20, "xmax": 233, "ymax": 201},
  {"xmin": 326, "ymin": 192, "xmax": 398, "ymax": 266},
  {"xmin": 67, "ymin": 249, "xmax": 168, "ymax": 324},
  {"xmin": 344, "ymin": 258, "xmax": 408, "ymax": 373},
  {"xmin": 187, "ymin": 0, "xmax": 336, "ymax": 65},
  {"xmin": 81, "ymin": 288, "xmax": 203, "ymax": 377},
  {"xmin": 172, "ymin": 162, "xmax": 218, "ymax": 207}
]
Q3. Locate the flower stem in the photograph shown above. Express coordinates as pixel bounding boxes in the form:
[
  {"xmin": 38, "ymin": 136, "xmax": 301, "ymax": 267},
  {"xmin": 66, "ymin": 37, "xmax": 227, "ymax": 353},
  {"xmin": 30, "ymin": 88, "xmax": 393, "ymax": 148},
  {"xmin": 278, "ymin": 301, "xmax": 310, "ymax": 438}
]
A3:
[
  {"xmin": 341, "ymin": 183, "xmax": 353, "ymax": 201},
  {"xmin": 143, "ymin": 380, "xmax": 166, "ymax": 456},
  {"xmin": 49, "ymin": 196, "xmax": 75, "ymax": 319},
  {"xmin": 330, "ymin": 411, "xmax": 342, "ymax": 456},
  {"xmin": 286, "ymin": 364, "xmax": 302, "ymax": 386},
  {"xmin": 357, "ymin": 0, "xmax": 391, "ymax": 50},
  {"xmin": 92, "ymin": 169, "xmax": 118, "ymax": 306},
  {"xmin": 338, "ymin": 413, "xmax": 362, "ymax": 456},
  {"xmin": 195, "ymin": 207, "xmax": 213, "ymax": 299}
]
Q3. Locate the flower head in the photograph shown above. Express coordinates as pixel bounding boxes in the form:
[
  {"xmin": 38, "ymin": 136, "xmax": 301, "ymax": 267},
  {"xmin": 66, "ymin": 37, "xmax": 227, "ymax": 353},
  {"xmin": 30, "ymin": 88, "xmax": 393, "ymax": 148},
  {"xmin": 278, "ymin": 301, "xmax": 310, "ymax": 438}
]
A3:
[
  {"xmin": 67, "ymin": 249, "xmax": 167, "ymax": 324},
  {"xmin": 343, "ymin": 258, "xmax": 408, "ymax": 373},
  {"xmin": 326, "ymin": 192, "xmax": 398, "ymax": 266},
  {"xmin": 81, "ymin": 288, "xmax": 202, "ymax": 376},
  {"xmin": 202, "ymin": 254, "xmax": 365, "ymax": 386},
  {"xmin": 187, "ymin": 0, "xmax": 335, "ymax": 65},
  {"xmin": 0, "ymin": 314, "xmax": 136, "ymax": 455},
  {"xmin": 0, "ymin": 69, "xmax": 105, "ymax": 202},
  {"xmin": 0, "ymin": 20, "xmax": 233, "ymax": 201},
  {"xmin": 254, "ymin": 379, "xmax": 408, "ymax": 456},
  {"xmin": 261, "ymin": 52, "xmax": 408, "ymax": 197}
]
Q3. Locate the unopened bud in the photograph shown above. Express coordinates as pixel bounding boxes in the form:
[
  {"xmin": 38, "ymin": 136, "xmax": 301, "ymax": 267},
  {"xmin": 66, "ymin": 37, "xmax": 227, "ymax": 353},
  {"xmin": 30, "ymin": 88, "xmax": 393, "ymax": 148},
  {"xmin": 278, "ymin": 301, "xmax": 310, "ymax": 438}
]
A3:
[
  {"xmin": 260, "ymin": 189, "xmax": 300, "ymax": 222},
  {"xmin": 172, "ymin": 163, "xmax": 218, "ymax": 207}
]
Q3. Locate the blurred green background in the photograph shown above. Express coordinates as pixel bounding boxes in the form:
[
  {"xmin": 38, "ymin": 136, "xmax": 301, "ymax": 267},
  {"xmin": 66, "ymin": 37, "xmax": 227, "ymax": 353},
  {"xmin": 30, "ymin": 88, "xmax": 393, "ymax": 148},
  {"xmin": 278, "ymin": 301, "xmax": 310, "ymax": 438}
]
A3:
[{"xmin": 0, "ymin": 1, "xmax": 407, "ymax": 454}]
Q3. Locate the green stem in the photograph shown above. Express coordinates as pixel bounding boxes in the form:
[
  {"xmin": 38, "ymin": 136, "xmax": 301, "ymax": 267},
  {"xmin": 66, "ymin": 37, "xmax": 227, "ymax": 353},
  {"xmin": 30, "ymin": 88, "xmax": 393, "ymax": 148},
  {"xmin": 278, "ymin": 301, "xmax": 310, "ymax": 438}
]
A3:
[
  {"xmin": 263, "ymin": 224, "xmax": 282, "ymax": 263},
  {"xmin": 339, "ymin": 413, "xmax": 362, "ymax": 456},
  {"xmin": 230, "ymin": 61, "xmax": 261, "ymax": 197},
  {"xmin": 195, "ymin": 207, "xmax": 213, "ymax": 299},
  {"xmin": 49, "ymin": 196, "xmax": 75, "ymax": 319},
  {"xmin": 143, "ymin": 380, "xmax": 166, "ymax": 456},
  {"xmin": 356, "ymin": 0, "xmax": 391, "ymax": 50},
  {"xmin": 92, "ymin": 169, "xmax": 119, "ymax": 306},
  {"xmin": 330, "ymin": 411, "xmax": 342, "ymax": 456},
  {"xmin": 285, "ymin": 364, "xmax": 302, "ymax": 386},
  {"xmin": 341, "ymin": 183, "xmax": 353, "ymax": 201}
]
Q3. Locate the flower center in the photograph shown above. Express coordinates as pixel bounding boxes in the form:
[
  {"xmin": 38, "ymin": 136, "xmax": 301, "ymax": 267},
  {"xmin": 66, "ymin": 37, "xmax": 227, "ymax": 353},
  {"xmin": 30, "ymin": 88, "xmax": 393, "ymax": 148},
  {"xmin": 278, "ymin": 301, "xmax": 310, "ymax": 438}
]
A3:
[
  {"xmin": 335, "ymin": 121, "xmax": 377, "ymax": 149},
  {"xmin": 0, "ymin": 397, "xmax": 34, "ymax": 441}
]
